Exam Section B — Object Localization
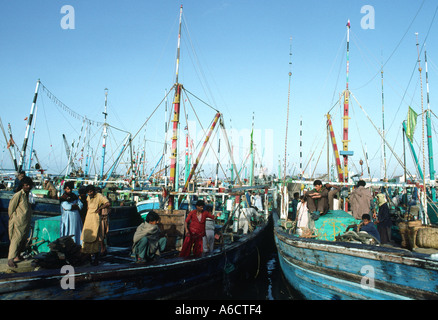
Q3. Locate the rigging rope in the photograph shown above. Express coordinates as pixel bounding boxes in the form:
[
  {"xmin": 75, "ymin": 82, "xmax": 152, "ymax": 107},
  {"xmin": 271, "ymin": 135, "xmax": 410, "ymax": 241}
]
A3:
[
  {"xmin": 40, "ymin": 82, "xmax": 103, "ymax": 127},
  {"xmin": 352, "ymin": 0, "xmax": 427, "ymax": 91},
  {"xmin": 350, "ymin": 92, "xmax": 417, "ymax": 181}
]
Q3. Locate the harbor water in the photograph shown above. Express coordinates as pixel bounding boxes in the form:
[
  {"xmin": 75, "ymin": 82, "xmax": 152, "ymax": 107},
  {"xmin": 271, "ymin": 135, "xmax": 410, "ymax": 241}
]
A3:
[{"xmin": 184, "ymin": 235, "xmax": 303, "ymax": 300}]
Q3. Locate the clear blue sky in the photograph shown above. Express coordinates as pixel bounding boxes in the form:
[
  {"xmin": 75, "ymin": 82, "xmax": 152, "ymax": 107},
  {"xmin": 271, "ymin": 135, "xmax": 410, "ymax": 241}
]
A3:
[{"xmin": 0, "ymin": 0, "xmax": 437, "ymax": 181}]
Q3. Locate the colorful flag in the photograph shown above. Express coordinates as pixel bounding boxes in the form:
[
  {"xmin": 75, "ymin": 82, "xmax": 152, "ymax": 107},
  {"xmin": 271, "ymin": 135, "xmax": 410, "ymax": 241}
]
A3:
[
  {"xmin": 406, "ymin": 106, "xmax": 418, "ymax": 142},
  {"xmin": 6, "ymin": 137, "xmax": 15, "ymax": 149}
]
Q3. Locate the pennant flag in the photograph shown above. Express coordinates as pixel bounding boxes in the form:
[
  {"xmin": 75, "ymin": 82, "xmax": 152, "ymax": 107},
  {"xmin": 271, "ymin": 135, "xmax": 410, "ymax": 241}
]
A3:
[
  {"xmin": 406, "ymin": 106, "xmax": 418, "ymax": 142},
  {"xmin": 250, "ymin": 129, "xmax": 253, "ymax": 153},
  {"xmin": 6, "ymin": 137, "xmax": 15, "ymax": 149}
]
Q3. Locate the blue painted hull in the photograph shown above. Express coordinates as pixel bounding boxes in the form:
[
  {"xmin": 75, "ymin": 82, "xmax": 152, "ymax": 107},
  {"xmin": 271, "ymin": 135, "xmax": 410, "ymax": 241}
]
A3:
[
  {"xmin": 0, "ymin": 191, "xmax": 60, "ymax": 215},
  {"xmin": 136, "ymin": 198, "xmax": 160, "ymax": 214},
  {"xmin": 0, "ymin": 216, "xmax": 272, "ymax": 300},
  {"xmin": 273, "ymin": 212, "xmax": 438, "ymax": 300}
]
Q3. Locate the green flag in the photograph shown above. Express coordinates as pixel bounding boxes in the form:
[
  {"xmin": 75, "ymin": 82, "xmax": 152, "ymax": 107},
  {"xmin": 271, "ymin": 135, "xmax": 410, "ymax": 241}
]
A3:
[{"xmin": 406, "ymin": 106, "xmax": 418, "ymax": 142}]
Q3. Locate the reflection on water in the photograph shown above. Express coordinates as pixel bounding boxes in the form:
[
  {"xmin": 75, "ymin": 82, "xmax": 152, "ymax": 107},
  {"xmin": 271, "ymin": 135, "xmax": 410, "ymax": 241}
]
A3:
[{"xmin": 186, "ymin": 242, "xmax": 302, "ymax": 300}]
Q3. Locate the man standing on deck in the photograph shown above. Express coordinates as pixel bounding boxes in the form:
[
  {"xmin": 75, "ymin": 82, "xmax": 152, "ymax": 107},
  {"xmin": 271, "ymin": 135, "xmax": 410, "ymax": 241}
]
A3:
[
  {"xmin": 305, "ymin": 180, "xmax": 329, "ymax": 218},
  {"xmin": 180, "ymin": 200, "xmax": 219, "ymax": 257},
  {"xmin": 7, "ymin": 176, "xmax": 34, "ymax": 268},
  {"xmin": 326, "ymin": 183, "xmax": 340, "ymax": 211},
  {"xmin": 81, "ymin": 185, "xmax": 110, "ymax": 265},
  {"xmin": 349, "ymin": 180, "xmax": 373, "ymax": 220},
  {"xmin": 43, "ymin": 178, "xmax": 58, "ymax": 199},
  {"xmin": 13, "ymin": 171, "xmax": 26, "ymax": 192}
]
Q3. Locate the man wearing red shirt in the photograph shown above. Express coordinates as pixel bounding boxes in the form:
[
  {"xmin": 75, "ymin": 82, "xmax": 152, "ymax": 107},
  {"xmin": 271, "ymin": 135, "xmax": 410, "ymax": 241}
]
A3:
[{"xmin": 180, "ymin": 200, "xmax": 218, "ymax": 257}]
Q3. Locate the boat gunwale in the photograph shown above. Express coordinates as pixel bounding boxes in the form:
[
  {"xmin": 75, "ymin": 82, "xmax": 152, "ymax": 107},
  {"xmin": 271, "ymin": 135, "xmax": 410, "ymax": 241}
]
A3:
[
  {"xmin": 276, "ymin": 245, "xmax": 438, "ymax": 300},
  {"xmin": 273, "ymin": 213, "xmax": 438, "ymax": 270},
  {"xmin": 0, "ymin": 220, "xmax": 267, "ymax": 284}
]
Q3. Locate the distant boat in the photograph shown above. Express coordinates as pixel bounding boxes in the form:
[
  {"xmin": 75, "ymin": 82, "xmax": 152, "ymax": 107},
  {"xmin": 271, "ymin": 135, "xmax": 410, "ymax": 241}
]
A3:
[{"xmin": 136, "ymin": 197, "xmax": 160, "ymax": 216}]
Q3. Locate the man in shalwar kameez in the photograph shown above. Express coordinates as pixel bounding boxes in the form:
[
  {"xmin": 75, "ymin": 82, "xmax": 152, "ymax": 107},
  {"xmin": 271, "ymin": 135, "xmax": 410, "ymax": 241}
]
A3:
[
  {"xmin": 7, "ymin": 176, "xmax": 34, "ymax": 268},
  {"xmin": 180, "ymin": 200, "xmax": 218, "ymax": 257},
  {"xmin": 349, "ymin": 180, "xmax": 373, "ymax": 220},
  {"xmin": 81, "ymin": 185, "xmax": 110, "ymax": 265},
  {"xmin": 132, "ymin": 211, "xmax": 167, "ymax": 262}
]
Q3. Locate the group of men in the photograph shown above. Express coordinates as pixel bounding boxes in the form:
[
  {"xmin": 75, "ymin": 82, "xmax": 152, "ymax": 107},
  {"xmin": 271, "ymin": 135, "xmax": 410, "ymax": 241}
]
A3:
[
  {"xmin": 292, "ymin": 179, "xmax": 392, "ymax": 244},
  {"xmin": 131, "ymin": 199, "xmax": 220, "ymax": 262},
  {"xmin": 7, "ymin": 171, "xmax": 232, "ymax": 268},
  {"xmin": 7, "ymin": 174, "xmax": 111, "ymax": 268}
]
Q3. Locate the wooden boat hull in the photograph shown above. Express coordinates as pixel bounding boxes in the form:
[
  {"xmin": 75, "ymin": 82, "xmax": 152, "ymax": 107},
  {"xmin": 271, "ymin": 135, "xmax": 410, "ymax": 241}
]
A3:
[
  {"xmin": 273, "ymin": 212, "xmax": 438, "ymax": 300},
  {"xmin": 0, "ymin": 216, "xmax": 272, "ymax": 300},
  {"xmin": 0, "ymin": 191, "xmax": 60, "ymax": 216}
]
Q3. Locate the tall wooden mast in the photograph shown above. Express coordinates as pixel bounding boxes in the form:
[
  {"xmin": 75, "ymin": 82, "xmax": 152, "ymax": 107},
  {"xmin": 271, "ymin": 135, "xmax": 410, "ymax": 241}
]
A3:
[
  {"xmin": 340, "ymin": 20, "xmax": 353, "ymax": 182},
  {"xmin": 169, "ymin": 5, "xmax": 183, "ymax": 191}
]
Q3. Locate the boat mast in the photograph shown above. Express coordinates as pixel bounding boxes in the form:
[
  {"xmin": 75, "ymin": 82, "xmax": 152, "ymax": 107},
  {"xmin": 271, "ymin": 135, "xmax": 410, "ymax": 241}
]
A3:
[
  {"xmin": 7, "ymin": 123, "xmax": 18, "ymax": 172},
  {"xmin": 381, "ymin": 66, "xmax": 387, "ymax": 181},
  {"xmin": 18, "ymin": 79, "xmax": 40, "ymax": 173},
  {"xmin": 327, "ymin": 114, "xmax": 344, "ymax": 182},
  {"xmin": 168, "ymin": 5, "xmax": 183, "ymax": 210},
  {"xmin": 100, "ymin": 88, "xmax": 109, "ymax": 180},
  {"xmin": 283, "ymin": 36, "xmax": 292, "ymax": 183},
  {"xmin": 415, "ymin": 32, "xmax": 428, "ymax": 224},
  {"xmin": 184, "ymin": 125, "xmax": 190, "ymax": 184},
  {"xmin": 0, "ymin": 118, "xmax": 17, "ymax": 171},
  {"xmin": 425, "ymin": 49, "xmax": 436, "ymax": 202},
  {"xmin": 249, "ymin": 112, "xmax": 254, "ymax": 185},
  {"xmin": 27, "ymin": 105, "xmax": 38, "ymax": 171},
  {"xmin": 340, "ymin": 20, "xmax": 353, "ymax": 183},
  {"xmin": 182, "ymin": 112, "xmax": 221, "ymax": 192}
]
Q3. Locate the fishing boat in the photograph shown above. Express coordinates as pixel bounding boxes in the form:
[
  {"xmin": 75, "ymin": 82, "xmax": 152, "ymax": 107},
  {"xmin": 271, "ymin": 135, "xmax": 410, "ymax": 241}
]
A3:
[
  {"xmin": 0, "ymin": 6, "xmax": 274, "ymax": 300},
  {"xmin": 0, "ymin": 208, "xmax": 271, "ymax": 300},
  {"xmin": 273, "ymin": 206, "xmax": 438, "ymax": 300},
  {"xmin": 274, "ymin": 22, "xmax": 438, "ymax": 300}
]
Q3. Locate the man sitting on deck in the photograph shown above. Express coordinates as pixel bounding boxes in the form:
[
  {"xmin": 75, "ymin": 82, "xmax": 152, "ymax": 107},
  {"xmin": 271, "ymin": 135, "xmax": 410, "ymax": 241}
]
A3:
[
  {"xmin": 132, "ymin": 211, "xmax": 167, "ymax": 263},
  {"xmin": 305, "ymin": 180, "xmax": 329, "ymax": 218},
  {"xmin": 359, "ymin": 214, "xmax": 381, "ymax": 243}
]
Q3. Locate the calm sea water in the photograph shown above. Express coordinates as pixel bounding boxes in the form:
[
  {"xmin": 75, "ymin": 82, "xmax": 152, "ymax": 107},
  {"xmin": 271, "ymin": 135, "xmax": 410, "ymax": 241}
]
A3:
[{"xmin": 185, "ymin": 237, "xmax": 303, "ymax": 300}]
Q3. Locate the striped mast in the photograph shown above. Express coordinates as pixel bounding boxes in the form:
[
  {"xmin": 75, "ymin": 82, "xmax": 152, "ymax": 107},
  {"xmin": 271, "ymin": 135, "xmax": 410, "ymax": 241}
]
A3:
[
  {"xmin": 415, "ymin": 32, "xmax": 428, "ymax": 224},
  {"xmin": 18, "ymin": 79, "xmax": 40, "ymax": 173},
  {"xmin": 7, "ymin": 123, "xmax": 18, "ymax": 172},
  {"xmin": 425, "ymin": 48, "xmax": 436, "ymax": 202},
  {"xmin": 182, "ymin": 112, "xmax": 221, "ymax": 193},
  {"xmin": 280, "ymin": 36, "xmax": 292, "ymax": 220},
  {"xmin": 381, "ymin": 65, "xmax": 387, "ymax": 181},
  {"xmin": 169, "ymin": 5, "xmax": 183, "ymax": 209},
  {"xmin": 100, "ymin": 88, "xmax": 109, "ymax": 180},
  {"xmin": 184, "ymin": 124, "xmax": 190, "ymax": 184},
  {"xmin": 283, "ymin": 36, "xmax": 292, "ymax": 182},
  {"xmin": 327, "ymin": 114, "xmax": 344, "ymax": 182},
  {"xmin": 0, "ymin": 118, "xmax": 16, "ymax": 171},
  {"xmin": 26, "ymin": 105, "xmax": 38, "ymax": 171},
  {"xmin": 341, "ymin": 20, "xmax": 352, "ymax": 183},
  {"xmin": 249, "ymin": 112, "xmax": 254, "ymax": 185}
]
